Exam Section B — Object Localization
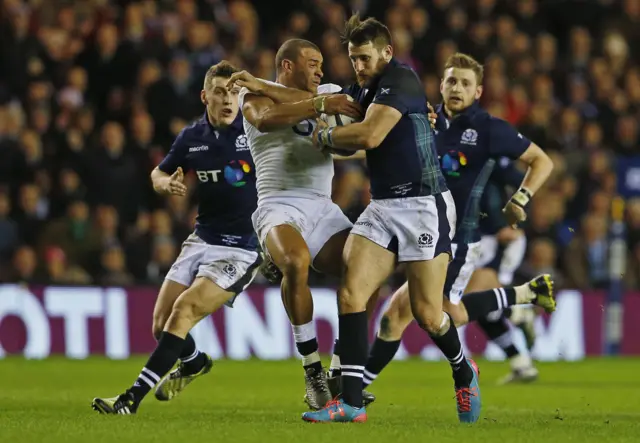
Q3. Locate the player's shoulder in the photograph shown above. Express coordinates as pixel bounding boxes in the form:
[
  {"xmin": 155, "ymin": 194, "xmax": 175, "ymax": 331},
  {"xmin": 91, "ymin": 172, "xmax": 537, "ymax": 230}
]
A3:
[
  {"xmin": 380, "ymin": 59, "xmax": 421, "ymax": 85},
  {"xmin": 486, "ymin": 115, "xmax": 525, "ymax": 139},
  {"xmin": 174, "ymin": 115, "xmax": 208, "ymax": 145}
]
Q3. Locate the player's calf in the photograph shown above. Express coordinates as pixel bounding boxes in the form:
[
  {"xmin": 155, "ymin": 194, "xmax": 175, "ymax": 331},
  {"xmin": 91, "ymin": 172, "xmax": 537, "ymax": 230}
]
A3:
[
  {"xmin": 91, "ymin": 278, "xmax": 233, "ymax": 414},
  {"xmin": 459, "ymin": 274, "xmax": 556, "ymax": 325},
  {"xmin": 406, "ymin": 256, "xmax": 481, "ymax": 423}
]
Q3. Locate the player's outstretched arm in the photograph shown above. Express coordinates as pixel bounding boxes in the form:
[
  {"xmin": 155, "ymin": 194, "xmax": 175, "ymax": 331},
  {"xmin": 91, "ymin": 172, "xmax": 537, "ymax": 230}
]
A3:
[
  {"xmin": 242, "ymin": 93, "xmax": 362, "ymax": 133},
  {"xmin": 315, "ymin": 103, "xmax": 401, "ymax": 151},
  {"xmin": 227, "ymin": 70, "xmax": 347, "ymax": 104},
  {"xmin": 227, "ymin": 70, "xmax": 313, "ymax": 103}
]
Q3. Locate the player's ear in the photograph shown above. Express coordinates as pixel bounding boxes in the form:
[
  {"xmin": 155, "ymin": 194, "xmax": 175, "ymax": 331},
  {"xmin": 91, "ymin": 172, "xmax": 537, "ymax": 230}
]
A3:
[
  {"xmin": 200, "ymin": 89, "xmax": 208, "ymax": 105},
  {"xmin": 383, "ymin": 45, "xmax": 393, "ymax": 62},
  {"xmin": 475, "ymin": 85, "xmax": 483, "ymax": 100},
  {"xmin": 282, "ymin": 59, "xmax": 293, "ymax": 74}
]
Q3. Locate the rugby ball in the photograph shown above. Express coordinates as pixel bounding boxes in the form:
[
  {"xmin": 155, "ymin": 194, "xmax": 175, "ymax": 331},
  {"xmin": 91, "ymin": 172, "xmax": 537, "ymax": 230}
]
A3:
[
  {"xmin": 320, "ymin": 96, "xmax": 358, "ymax": 156},
  {"xmin": 320, "ymin": 95, "xmax": 358, "ymax": 128}
]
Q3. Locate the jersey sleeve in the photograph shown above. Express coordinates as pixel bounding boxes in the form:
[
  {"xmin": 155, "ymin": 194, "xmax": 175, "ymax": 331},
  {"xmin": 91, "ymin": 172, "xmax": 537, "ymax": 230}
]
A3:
[
  {"xmin": 158, "ymin": 131, "xmax": 188, "ymax": 174},
  {"xmin": 488, "ymin": 117, "xmax": 532, "ymax": 159},
  {"xmin": 238, "ymin": 86, "xmax": 252, "ymax": 109},
  {"xmin": 238, "ymin": 79, "xmax": 276, "ymax": 108},
  {"xmin": 317, "ymin": 83, "xmax": 342, "ymax": 94},
  {"xmin": 372, "ymin": 67, "xmax": 423, "ymax": 115}
]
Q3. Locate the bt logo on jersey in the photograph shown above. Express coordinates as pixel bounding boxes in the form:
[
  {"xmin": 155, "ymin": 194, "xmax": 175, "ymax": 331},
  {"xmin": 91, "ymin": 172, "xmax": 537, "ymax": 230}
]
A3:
[
  {"xmin": 196, "ymin": 161, "xmax": 251, "ymax": 187},
  {"xmin": 196, "ymin": 170, "xmax": 222, "ymax": 182},
  {"xmin": 224, "ymin": 160, "xmax": 251, "ymax": 187}
]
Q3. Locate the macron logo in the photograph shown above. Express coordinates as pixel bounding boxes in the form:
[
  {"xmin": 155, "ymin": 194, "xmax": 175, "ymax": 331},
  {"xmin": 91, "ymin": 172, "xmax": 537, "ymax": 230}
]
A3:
[
  {"xmin": 381, "ymin": 88, "xmax": 390, "ymax": 94},
  {"xmin": 189, "ymin": 145, "xmax": 209, "ymax": 152}
]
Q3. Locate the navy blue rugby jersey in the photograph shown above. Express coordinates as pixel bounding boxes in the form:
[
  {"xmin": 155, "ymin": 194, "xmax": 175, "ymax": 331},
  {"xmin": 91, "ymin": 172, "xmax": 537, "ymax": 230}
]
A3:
[{"xmin": 158, "ymin": 112, "xmax": 258, "ymax": 250}]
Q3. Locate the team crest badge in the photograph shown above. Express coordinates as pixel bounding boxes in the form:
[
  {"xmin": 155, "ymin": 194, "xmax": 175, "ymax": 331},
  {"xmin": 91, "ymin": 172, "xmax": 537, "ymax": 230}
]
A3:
[{"xmin": 460, "ymin": 128, "xmax": 478, "ymax": 145}]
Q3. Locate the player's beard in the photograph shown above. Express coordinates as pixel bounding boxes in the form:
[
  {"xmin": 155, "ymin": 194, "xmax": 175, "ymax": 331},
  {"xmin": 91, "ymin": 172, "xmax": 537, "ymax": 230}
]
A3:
[{"xmin": 357, "ymin": 59, "xmax": 388, "ymax": 88}]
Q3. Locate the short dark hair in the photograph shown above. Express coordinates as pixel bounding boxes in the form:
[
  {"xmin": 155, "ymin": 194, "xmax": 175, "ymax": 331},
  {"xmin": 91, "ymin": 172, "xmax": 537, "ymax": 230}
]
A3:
[
  {"xmin": 275, "ymin": 39, "xmax": 321, "ymax": 73},
  {"xmin": 444, "ymin": 53, "xmax": 484, "ymax": 84},
  {"xmin": 342, "ymin": 14, "xmax": 392, "ymax": 48},
  {"xmin": 204, "ymin": 61, "xmax": 239, "ymax": 88}
]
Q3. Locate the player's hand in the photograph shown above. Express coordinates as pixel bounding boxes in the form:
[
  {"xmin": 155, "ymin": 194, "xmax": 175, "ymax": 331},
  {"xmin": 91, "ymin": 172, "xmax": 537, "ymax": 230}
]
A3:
[
  {"xmin": 427, "ymin": 102, "xmax": 437, "ymax": 130},
  {"xmin": 164, "ymin": 167, "xmax": 187, "ymax": 196},
  {"xmin": 323, "ymin": 94, "xmax": 363, "ymax": 120},
  {"xmin": 502, "ymin": 201, "xmax": 526, "ymax": 228},
  {"xmin": 226, "ymin": 70, "xmax": 263, "ymax": 93},
  {"xmin": 312, "ymin": 118, "xmax": 328, "ymax": 151}
]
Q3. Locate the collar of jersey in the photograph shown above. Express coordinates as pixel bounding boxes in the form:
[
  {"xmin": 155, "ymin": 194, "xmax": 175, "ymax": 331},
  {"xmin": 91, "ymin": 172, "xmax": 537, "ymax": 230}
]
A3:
[
  {"xmin": 202, "ymin": 110, "xmax": 242, "ymax": 133},
  {"xmin": 436, "ymin": 100, "xmax": 482, "ymax": 123}
]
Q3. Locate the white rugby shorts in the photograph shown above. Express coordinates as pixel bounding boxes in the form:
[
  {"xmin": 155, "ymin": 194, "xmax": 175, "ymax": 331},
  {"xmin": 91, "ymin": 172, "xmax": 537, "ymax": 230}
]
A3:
[
  {"xmin": 165, "ymin": 233, "xmax": 262, "ymax": 307},
  {"xmin": 251, "ymin": 192, "xmax": 353, "ymax": 267},
  {"xmin": 349, "ymin": 191, "xmax": 457, "ymax": 262}
]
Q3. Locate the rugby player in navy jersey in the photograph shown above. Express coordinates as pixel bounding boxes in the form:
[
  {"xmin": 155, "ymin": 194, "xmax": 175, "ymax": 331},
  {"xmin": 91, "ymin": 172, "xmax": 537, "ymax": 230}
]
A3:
[
  {"xmin": 300, "ymin": 15, "xmax": 479, "ymax": 424},
  {"xmin": 92, "ymin": 61, "xmax": 263, "ymax": 415},
  {"xmin": 351, "ymin": 52, "xmax": 555, "ymax": 408}
]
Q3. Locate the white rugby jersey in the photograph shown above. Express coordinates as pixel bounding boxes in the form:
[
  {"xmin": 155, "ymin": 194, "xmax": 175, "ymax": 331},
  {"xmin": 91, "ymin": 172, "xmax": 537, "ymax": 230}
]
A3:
[{"xmin": 239, "ymin": 81, "xmax": 341, "ymax": 202}]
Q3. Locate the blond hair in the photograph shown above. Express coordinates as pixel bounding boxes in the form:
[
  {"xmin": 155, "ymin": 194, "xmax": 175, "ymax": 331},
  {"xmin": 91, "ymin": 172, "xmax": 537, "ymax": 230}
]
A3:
[{"xmin": 444, "ymin": 53, "xmax": 484, "ymax": 84}]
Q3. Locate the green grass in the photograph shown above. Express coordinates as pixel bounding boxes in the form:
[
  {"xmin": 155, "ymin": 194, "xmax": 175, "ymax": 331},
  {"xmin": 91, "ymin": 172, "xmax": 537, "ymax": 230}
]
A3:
[{"xmin": 1, "ymin": 357, "xmax": 639, "ymax": 442}]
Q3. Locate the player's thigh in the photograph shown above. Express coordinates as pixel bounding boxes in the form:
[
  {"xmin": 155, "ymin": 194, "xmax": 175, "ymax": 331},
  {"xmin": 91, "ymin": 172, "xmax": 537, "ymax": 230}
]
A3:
[
  {"xmin": 339, "ymin": 233, "xmax": 396, "ymax": 313},
  {"xmin": 252, "ymin": 199, "xmax": 311, "ymax": 272},
  {"xmin": 265, "ymin": 224, "xmax": 312, "ymax": 273},
  {"xmin": 312, "ymin": 228, "xmax": 350, "ymax": 277},
  {"xmin": 171, "ymin": 276, "xmax": 235, "ymax": 323},
  {"xmin": 307, "ymin": 200, "xmax": 353, "ymax": 276},
  {"xmin": 152, "ymin": 279, "xmax": 188, "ymax": 336},
  {"xmin": 464, "ymin": 267, "xmax": 500, "ymax": 293},
  {"xmin": 378, "ymin": 281, "xmax": 414, "ymax": 340},
  {"xmin": 405, "ymin": 253, "xmax": 450, "ymax": 329},
  {"xmin": 156, "ymin": 233, "xmax": 207, "ymax": 333}
]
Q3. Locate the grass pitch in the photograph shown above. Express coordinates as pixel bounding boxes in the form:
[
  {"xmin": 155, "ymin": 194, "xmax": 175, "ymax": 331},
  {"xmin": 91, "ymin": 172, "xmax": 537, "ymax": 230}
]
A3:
[{"xmin": 1, "ymin": 357, "xmax": 639, "ymax": 443}]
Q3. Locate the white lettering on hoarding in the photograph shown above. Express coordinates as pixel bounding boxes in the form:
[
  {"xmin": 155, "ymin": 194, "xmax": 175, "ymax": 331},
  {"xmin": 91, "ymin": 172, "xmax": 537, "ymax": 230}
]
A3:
[
  {"xmin": 0, "ymin": 285, "xmax": 51, "ymax": 359},
  {"xmin": 0, "ymin": 287, "xmax": 596, "ymax": 361},
  {"xmin": 104, "ymin": 288, "xmax": 129, "ymax": 359},
  {"xmin": 45, "ymin": 287, "xmax": 104, "ymax": 359},
  {"xmin": 532, "ymin": 290, "xmax": 584, "ymax": 361},
  {"xmin": 225, "ymin": 288, "xmax": 290, "ymax": 360},
  {"xmin": 191, "ymin": 316, "xmax": 224, "ymax": 359}
]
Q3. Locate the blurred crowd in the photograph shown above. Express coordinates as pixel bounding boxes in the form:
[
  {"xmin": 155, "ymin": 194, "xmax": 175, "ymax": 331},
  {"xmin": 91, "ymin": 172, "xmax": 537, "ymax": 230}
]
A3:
[{"xmin": 0, "ymin": 0, "xmax": 639, "ymax": 289}]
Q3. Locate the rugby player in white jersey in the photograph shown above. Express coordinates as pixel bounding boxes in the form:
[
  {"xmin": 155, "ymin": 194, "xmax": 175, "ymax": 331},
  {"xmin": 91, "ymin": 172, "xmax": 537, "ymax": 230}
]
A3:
[{"xmin": 231, "ymin": 38, "xmax": 368, "ymax": 410}]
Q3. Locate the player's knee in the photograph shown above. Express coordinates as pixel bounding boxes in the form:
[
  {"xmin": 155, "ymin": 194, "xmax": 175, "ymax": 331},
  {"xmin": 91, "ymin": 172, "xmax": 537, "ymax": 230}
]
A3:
[
  {"xmin": 444, "ymin": 301, "xmax": 468, "ymax": 327},
  {"xmin": 279, "ymin": 248, "xmax": 311, "ymax": 281},
  {"xmin": 152, "ymin": 311, "xmax": 169, "ymax": 339},
  {"xmin": 338, "ymin": 286, "xmax": 366, "ymax": 313},
  {"xmin": 378, "ymin": 303, "xmax": 412, "ymax": 341},
  {"xmin": 411, "ymin": 301, "xmax": 444, "ymax": 335},
  {"xmin": 151, "ymin": 320, "xmax": 164, "ymax": 341},
  {"xmin": 171, "ymin": 295, "xmax": 204, "ymax": 324},
  {"xmin": 378, "ymin": 314, "xmax": 408, "ymax": 341}
]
